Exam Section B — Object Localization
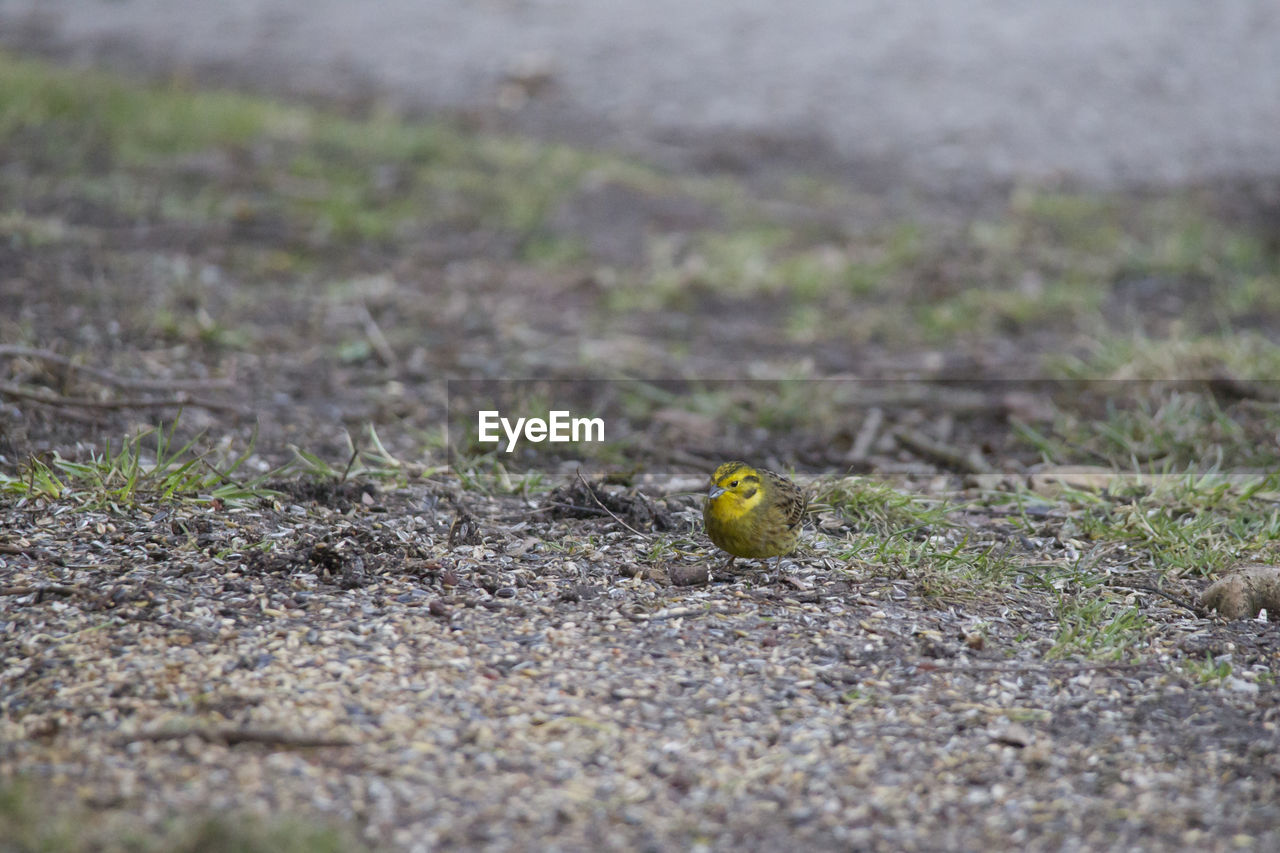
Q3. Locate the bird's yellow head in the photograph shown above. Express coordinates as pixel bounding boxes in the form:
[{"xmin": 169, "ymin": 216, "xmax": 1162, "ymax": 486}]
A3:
[{"xmin": 706, "ymin": 461, "xmax": 764, "ymax": 521}]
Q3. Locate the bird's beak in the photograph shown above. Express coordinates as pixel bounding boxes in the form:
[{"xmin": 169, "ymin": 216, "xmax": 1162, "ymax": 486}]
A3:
[{"xmin": 708, "ymin": 485, "xmax": 726, "ymax": 500}]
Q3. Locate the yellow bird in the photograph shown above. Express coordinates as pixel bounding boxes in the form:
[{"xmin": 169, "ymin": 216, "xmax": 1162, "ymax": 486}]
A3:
[{"xmin": 703, "ymin": 460, "xmax": 805, "ymax": 569}]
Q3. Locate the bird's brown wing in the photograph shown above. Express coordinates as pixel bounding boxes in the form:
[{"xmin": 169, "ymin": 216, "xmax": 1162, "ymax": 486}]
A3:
[{"xmin": 765, "ymin": 470, "xmax": 806, "ymax": 531}]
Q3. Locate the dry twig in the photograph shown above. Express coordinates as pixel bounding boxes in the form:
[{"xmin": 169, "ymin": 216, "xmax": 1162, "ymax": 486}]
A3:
[
  {"xmin": 0, "ymin": 583, "xmax": 82, "ymax": 598},
  {"xmin": 119, "ymin": 727, "xmax": 354, "ymax": 748},
  {"xmin": 894, "ymin": 427, "xmax": 993, "ymax": 474},
  {"xmin": 620, "ymin": 603, "xmax": 740, "ymax": 622},
  {"xmin": 1106, "ymin": 579, "xmax": 1205, "ymax": 616},
  {"xmin": 355, "ymin": 302, "xmax": 398, "ymax": 369},
  {"xmin": 0, "ymin": 346, "xmax": 234, "ymax": 391},
  {"xmin": 847, "ymin": 406, "xmax": 884, "ymax": 463},
  {"xmin": 0, "ymin": 381, "xmax": 251, "ymax": 415},
  {"xmin": 574, "ymin": 468, "xmax": 646, "ymax": 537}
]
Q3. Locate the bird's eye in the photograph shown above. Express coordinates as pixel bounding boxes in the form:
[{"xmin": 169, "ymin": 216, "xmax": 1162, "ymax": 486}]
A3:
[{"xmin": 729, "ymin": 480, "xmax": 739, "ymax": 488}]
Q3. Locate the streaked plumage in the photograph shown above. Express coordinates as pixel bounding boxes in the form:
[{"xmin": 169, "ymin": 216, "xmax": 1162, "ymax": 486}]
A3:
[{"xmin": 703, "ymin": 461, "xmax": 804, "ymax": 563}]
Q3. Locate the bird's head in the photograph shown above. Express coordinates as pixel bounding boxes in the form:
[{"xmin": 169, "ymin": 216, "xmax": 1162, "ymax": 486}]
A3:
[{"xmin": 706, "ymin": 461, "xmax": 764, "ymax": 518}]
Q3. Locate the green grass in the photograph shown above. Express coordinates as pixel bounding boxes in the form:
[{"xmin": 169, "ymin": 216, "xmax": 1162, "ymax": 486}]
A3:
[
  {"xmin": 0, "ymin": 416, "xmax": 447, "ymax": 513},
  {"xmin": 1047, "ymin": 331, "xmax": 1280, "ymax": 381},
  {"xmin": 804, "ymin": 467, "xmax": 1279, "ymax": 657},
  {"xmin": 0, "ymin": 51, "xmax": 654, "ymax": 256},
  {"xmin": 286, "ymin": 424, "xmax": 418, "ymax": 485},
  {"xmin": 1014, "ymin": 366, "xmax": 1280, "ymax": 473},
  {"xmin": 814, "ymin": 477, "xmax": 950, "ymax": 542},
  {"xmin": 5, "ymin": 49, "xmax": 1279, "ymax": 363},
  {"xmin": 1047, "ymin": 592, "xmax": 1151, "ymax": 661},
  {"xmin": 1061, "ymin": 473, "xmax": 1280, "ymax": 578},
  {"xmin": 0, "ymin": 421, "xmax": 274, "ymax": 509},
  {"xmin": 1178, "ymin": 652, "xmax": 1236, "ymax": 686},
  {"xmin": 449, "ymin": 451, "xmax": 556, "ymax": 496},
  {"xmin": 611, "ymin": 179, "xmax": 1280, "ymax": 350},
  {"xmin": 812, "ymin": 478, "xmax": 1026, "ymax": 592}
]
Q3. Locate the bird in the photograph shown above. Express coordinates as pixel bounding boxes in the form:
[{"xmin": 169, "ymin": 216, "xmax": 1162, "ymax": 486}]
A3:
[{"xmin": 703, "ymin": 460, "xmax": 805, "ymax": 571}]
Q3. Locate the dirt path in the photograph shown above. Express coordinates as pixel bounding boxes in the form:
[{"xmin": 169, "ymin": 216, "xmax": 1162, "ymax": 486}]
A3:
[{"xmin": 5, "ymin": 1, "xmax": 1279, "ymax": 192}]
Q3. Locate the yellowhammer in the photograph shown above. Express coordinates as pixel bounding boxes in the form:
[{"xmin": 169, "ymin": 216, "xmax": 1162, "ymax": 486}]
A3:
[{"xmin": 703, "ymin": 460, "xmax": 805, "ymax": 568}]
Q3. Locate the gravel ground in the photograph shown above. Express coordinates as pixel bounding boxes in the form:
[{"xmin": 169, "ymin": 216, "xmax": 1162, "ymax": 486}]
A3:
[
  {"xmin": 3, "ymin": 0, "xmax": 1279, "ymax": 193},
  {"xmin": 3, "ymin": 479, "xmax": 1279, "ymax": 851},
  {"xmin": 3, "ymin": 14, "xmax": 1280, "ymax": 849}
]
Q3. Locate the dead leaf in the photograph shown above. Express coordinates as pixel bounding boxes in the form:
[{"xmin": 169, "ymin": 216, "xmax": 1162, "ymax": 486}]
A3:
[
  {"xmin": 1027, "ymin": 466, "xmax": 1153, "ymax": 495},
  {"xmin": 1200, "ymin": 564, "xmax": 1280, "ymax": 620}
]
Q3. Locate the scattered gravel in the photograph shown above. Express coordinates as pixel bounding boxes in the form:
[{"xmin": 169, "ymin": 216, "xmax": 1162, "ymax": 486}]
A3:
[{"xmin": 3, "ymin": 480, "xmax": 1278, "ymax": 851}]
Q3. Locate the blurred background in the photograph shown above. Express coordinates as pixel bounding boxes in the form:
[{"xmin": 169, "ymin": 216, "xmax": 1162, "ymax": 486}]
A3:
[
  {"xmin": 5, "ymin": 0, "xmax": 1279, "ymax": 194},
  {"xmin": 2, "ymin": 0, "xmax": 1279, "ymax": 475}
]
